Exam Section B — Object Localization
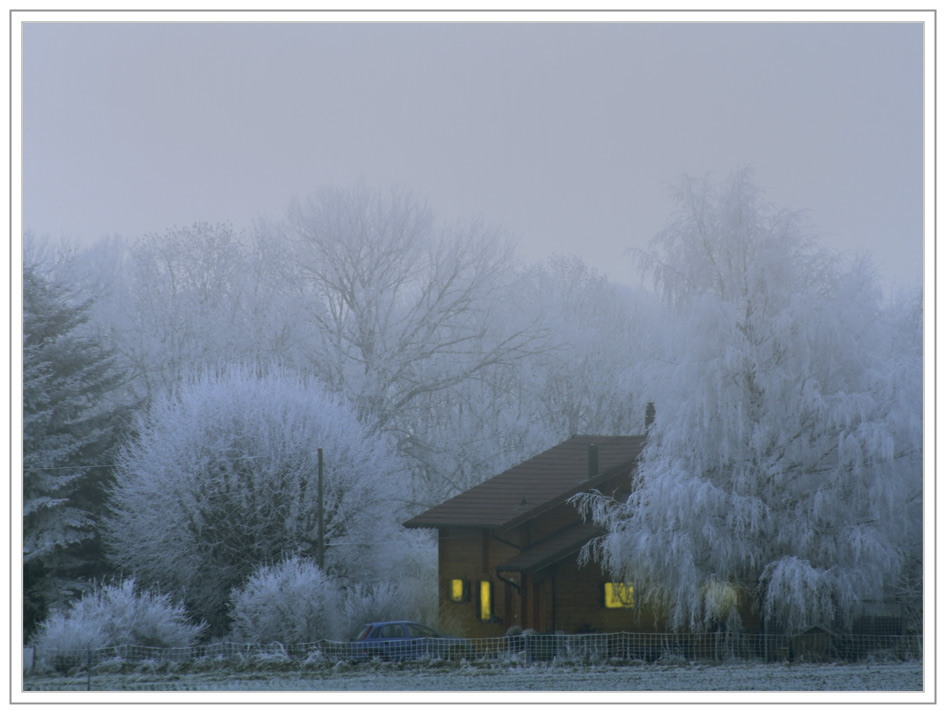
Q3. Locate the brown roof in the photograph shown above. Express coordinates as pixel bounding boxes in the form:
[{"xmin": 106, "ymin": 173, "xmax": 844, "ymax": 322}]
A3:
[
  {"xmin": 495, "ymin": 521, "xmax": 605, "ymax": 573},
  {"xmin": 403, "ymin": 435, "xmax": 644, "ymax": 530}
]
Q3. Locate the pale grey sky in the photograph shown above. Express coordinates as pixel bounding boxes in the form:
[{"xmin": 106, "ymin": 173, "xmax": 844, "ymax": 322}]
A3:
[{"xmin": 21, "ymin": 18, "xmax": 925, "ymax": 290}]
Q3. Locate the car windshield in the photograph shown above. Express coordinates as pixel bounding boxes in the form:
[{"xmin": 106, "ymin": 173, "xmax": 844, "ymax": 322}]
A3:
[
  {"xmin": 405, "ymin": 623, "xmax": 439, "ymax": 638},
  {"xmin": 355, "ymin": 625, "xmax": 372, "ymax": 641}
]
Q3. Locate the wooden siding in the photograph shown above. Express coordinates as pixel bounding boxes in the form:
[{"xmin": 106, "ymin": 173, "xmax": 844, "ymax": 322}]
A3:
[
  {"xmin": 438, "ymin": 526, "xmax": 521, "ymax": 638},
  {"xmin": 550, "ymin": 557, "xmax": 664, "ymax": 634},
  {"xmin": 438, "ymin": 525, "xmax": 763, "ymax": 637}
]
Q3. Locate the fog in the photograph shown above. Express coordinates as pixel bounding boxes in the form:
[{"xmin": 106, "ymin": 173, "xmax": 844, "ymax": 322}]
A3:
[
  {"xmin": 20, "ymin": 13, "xmax": 927, "ymax": 660},
  {"xmin": 21, "ymin": 17, "xmax": 924, "ymax": 290}
]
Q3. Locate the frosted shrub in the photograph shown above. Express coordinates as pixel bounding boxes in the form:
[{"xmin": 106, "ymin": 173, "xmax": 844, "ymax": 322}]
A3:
[
  {"xmin": 340, "ymin": 580, "xmax": 441, "ymax": 641},
  {"xmin": 341, "ymin": 582, "xmax": 401, "ymax": 639},
  {"xmin": 106, "ymin": 366, "xmax": 411, "ymax": 634},
  {"xmin": 31, "ymin": 579, "xmax": 203, "ymax": 669},
  {"xmin": 229, "ymin": 557, "xmax": 344, "ymax": 643},
  {"xmin": 337, "ymin": 527, "xmax": 440, "ymax": 638}
]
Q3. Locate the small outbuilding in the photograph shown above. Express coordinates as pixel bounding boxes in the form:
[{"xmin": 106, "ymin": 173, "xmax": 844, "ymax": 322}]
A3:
[{"xmin": 404, "ymin": 433, "xmax": 664, "ymax": 638}]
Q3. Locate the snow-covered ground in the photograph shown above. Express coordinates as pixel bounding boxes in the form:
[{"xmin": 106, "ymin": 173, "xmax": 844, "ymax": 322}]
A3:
[{"xmin": 24, "ymin": 660, "xmax": 923, "ymax": 692}]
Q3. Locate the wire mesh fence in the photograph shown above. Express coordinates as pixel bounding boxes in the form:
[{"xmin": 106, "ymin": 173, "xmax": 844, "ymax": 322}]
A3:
[{"xmin": 26, "ymin": 630, "xmax": 922, "ymax": 674}]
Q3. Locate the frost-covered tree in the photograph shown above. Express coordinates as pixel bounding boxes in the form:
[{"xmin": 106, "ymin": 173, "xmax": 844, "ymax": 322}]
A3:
[
  {"xmin": 95, "ymin": 223, "xmax": 299, "ymax": 402},
  {"xmin": 68, "ymin": 187, "xmax": 655, "ymax": 507},
  {"xmin": 22, "ymin": 239, "xmax": 135, "ymax": 639},
  {"xmin": 522, "ymin": 255, "xmax": 651, "ymax": 438},
  {"xmin": 874, "ymin": 284, "xmax": 924, "ymax": 631},
  {"xmin": 577, "ymin": 168, "xmax": 922, "ymax": 634},
  {"xmin": 393, "ymin": 254, "xmax": 656, "ymax": 502},
  {"xmin": 282, "ymin": 183, "xmax": 550, "ymax": 501},
  {"xmin": 105, "ymin": 367, "xmax": 413, "ymax": 634}
]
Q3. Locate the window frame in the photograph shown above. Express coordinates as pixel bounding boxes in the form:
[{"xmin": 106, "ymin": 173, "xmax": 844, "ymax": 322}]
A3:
[
  {"xmin": 479, "ymin": 580, "xmax": 493, "ymax": 621},
  {"xmin": 448, "ymin": 578, "xmax": 470, "ymax": 603},
  {"xmin": 603, "ymin": 581, "xmax": 635, "ymax": 609}
]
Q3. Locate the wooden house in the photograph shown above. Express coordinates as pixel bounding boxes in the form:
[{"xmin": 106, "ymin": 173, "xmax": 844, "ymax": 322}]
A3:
[
  {"xmin": 405, "ymin": 419, "xmax": 904, "ymax": 644},
  {"xmin": 404, "ymin": 432, "xmax": 665, "ymax": 638}
]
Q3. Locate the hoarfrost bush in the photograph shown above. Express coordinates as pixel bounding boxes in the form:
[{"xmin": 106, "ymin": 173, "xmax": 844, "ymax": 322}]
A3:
[
  {"xmin": 340, "ymin": 578, "xmax": 440, "ymax": 639},
  {"xmin": 31, "ymin": 579, "xmax": 204, "ymax": 670},
  {"xmin": 341, "ymin": 582, "xmax": 401, "ymax": 639},
  {"xmin": 106, "ymin": 366, "xmax": 412, "ymax": 635},
  {"xmin": 229, "ymin": 557, "xmax": 344, "ymax": 643},
  {"xmin": 338, "ymin": 528, "xmax": 440, "ymax": 638}
]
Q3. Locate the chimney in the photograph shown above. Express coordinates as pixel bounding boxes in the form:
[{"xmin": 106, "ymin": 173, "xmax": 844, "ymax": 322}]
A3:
[
  {"xmin": 645, "ymin": 403, "xmax": 656, "ymax": 430},
  {"xmin": 588, "ymin": 443, "xmax": 599, "ymax": 479}
]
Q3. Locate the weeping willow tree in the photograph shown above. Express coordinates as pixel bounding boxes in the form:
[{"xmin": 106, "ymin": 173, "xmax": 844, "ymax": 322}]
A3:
[{"xmin": 576, "ymin": 168, "xmax": 922, "ymax": 634}]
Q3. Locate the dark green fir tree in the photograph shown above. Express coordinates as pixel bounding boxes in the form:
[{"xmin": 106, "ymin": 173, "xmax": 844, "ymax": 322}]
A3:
[{"xmin": 23, "ymin": 244, "xmax": 136, "ymax": 641}]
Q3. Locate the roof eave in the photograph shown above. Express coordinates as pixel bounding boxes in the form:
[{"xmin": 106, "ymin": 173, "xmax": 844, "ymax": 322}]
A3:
[{"xmin": 402, "ymin": 520, "xmax": 503, "ymax": 530}]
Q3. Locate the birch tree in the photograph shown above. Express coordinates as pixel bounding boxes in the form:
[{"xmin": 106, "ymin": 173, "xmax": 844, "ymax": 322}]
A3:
[{"xmin": 577, "ymin": 168, "xmax": 923, "ymax": 634}]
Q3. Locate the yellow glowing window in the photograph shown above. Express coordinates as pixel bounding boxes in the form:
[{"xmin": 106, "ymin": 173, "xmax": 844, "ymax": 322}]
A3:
[
  {"xmin": 449, "ymin": 579, "xmax": 469, "ymax": 602},
  {"xmin": 604, "ymin": 582, "xmax": 634, "ymax": 609},
  {"xmin": 479, "ymin": 581, "xmax": 492, "ymax": 620}
]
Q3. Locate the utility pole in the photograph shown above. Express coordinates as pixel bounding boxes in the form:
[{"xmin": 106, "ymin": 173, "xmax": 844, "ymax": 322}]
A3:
[{"xmin": 317, "ymin": 448, "xmax": 325, "ymax": 570}]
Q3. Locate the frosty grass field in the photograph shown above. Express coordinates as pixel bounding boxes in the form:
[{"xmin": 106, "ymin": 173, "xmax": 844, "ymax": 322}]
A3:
[{"xmin": 24, "ymin": 659, "xmax": 923, "ymax": 692}]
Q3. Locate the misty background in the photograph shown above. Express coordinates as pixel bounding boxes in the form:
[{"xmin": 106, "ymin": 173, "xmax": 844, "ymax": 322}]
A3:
[
  {"xmin": 19, "ymin": 16, "xmax": 926, "ymax": 655},
  {"xmin": 22, "ymin": 20, "xmax": 923, "ymax": 290}
]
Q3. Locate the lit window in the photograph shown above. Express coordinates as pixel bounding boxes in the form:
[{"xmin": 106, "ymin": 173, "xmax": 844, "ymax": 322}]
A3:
[
  {"xmin": 604, "ymin": 582, "xmax": 634, "ymax": 609},
  {"xmin": 449, "ymin": 578, "xmax": 469, "ymax": 602},
  {"xmin": 479, "ymin": 580, "xmax": 493, "ymax": 620}
]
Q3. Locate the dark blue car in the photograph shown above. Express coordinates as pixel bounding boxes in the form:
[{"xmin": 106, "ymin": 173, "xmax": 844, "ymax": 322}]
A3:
[{"xmin": 350, "ymin": 620, "xmax": 469, "ymax": 661}]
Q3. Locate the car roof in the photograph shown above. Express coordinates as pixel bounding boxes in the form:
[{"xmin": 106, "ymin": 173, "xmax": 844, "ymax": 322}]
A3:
[
  {"xmin": 365, "ymin": 620, "xmax": 400, "ymax": 626},
  {"xmin": 364, "ymin": 620, "xmax": 426, "ymax": 627}
]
